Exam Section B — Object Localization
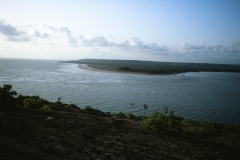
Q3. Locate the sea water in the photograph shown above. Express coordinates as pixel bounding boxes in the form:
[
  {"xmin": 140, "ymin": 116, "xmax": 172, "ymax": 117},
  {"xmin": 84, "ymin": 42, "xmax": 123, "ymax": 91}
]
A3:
[{"xmin": 0, "ymin": 59, "xmax": 240, "ymax": 125}]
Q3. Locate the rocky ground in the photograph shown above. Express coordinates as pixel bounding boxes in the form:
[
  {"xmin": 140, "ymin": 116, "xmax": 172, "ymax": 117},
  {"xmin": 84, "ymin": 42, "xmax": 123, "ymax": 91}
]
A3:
[{"xmin": 0, "ymin": 107, "xmax": 240, "ymax": 160}]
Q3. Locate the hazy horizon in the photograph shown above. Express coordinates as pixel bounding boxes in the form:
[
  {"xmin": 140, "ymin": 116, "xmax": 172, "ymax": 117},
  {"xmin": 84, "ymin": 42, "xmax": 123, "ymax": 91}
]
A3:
[{"xmin": 1, "ymin": 0, "xmax": 240, "ymax": 64}]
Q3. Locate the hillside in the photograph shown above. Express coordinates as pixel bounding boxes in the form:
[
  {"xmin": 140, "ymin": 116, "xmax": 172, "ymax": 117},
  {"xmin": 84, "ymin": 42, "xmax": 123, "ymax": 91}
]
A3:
[{"xmin": 1, "ymin": 84, "xmax": 240, "ymax": 159}]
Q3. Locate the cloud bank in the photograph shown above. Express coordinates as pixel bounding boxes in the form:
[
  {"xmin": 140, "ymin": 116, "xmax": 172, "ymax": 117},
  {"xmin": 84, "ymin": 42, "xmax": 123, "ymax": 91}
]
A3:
[
  {"xmin": 0, "ymin": 18, "xmax": 240, "ymax": 64},
  {"xmin": 77, "ymin": 35, "xmax": 169, "ymax": 53}
]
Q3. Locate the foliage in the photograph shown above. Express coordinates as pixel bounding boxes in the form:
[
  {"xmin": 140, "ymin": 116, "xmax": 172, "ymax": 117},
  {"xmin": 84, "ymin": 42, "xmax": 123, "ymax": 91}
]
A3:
[
  {"xmin": 24, "ymin": 97, "xmax": 49, "ymax": 109},
  {"xmin": 84, "ymin": 106, "xmax": 98, "ymax": 111},
  {"xmin": 141, "ymin": 110, "xmax": 182, "ymax": 133},
  {"xmin": 42, "ymin": 104, "xmax": 52, "ymax": 110},
  {"xmin": 46, "ymin": 116, "xmax": 53, "ymax": 121},
  {"xmin": 68, "ymin": 59, "xmax": 240, "ymax": 75},
  {"xmin": 180, "ymin": 117, "xmax": 240, "ymax": 142},
  {"xmin": 126, "ymin": 113, "xmax": 136, "ymax": 119},
  {"xmin": 181, "ymin": 118, "xmax": 200, "ymax": 126},
  {"xmin": 65, "ymin": 104, "xmax": 78, "ymax": 109},
  {"xmin": 118, "ymin": 67, "xmax": 131, "ymax": 71},
  {"xmin": 113, "ymin": 112, "xmax": 127, "ymax": 119},
  {"xmin": 0, "ymin": 84, "xmax": 17, "ymax": 108}
]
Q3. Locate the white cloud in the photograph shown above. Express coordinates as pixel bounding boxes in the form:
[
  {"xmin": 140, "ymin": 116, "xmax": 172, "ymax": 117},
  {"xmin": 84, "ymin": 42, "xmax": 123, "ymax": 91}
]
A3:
[
  {"xmin": 0, "ymin": 19, "xmax": 29, "ymax": 42},
  {"xmin": 0, "ymin": 19, "xmax": 24, "ymax": 36},
  {"xmin": 179, "ymin": 42, "xmax": 206, "ymax": 53},
  {"xmin": 7, "ymin": 36, "xmax": 30, "ymax": 42},
  {"xmin": 0, "ymin": 18, "xmax": 240, "ymax": 63},
  {"xmin": 68, "ymin": 37, "xmax": 78, "ymax": 46},
  {"xmin": 60, "ymin": 27, "xmax": 71, "ymax": 34},
  {"xmin": 77, "ymin": 35, "xmax": 169, "ymax": 53}
]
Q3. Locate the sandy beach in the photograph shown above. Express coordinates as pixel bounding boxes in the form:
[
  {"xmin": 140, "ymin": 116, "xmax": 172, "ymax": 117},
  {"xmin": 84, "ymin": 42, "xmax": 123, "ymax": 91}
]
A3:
[
  {"xmin": 77, "ymin": 63, "xmax": 173, "ymax": 76},
  {"xmin": 77, "ymin": 64, "xmax": 100, "ymax": 72}
]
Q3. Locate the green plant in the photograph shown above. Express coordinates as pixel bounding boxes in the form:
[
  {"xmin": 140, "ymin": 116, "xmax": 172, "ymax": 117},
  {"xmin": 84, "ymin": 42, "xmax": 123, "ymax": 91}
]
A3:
[
  {"xmin": 84, "ymin": 106, "xmax": 98, "ymax": 111},
  {"xmin": 42, "ymin": 104, "xmax": 51, "ymax": 110},
  {"xmin": 114, "ymin": 112, "xmax": 127, "ymax": 119},
  {"xmin": 24, "ymin": 97, "xmax": 48, "ymax": 109},
  {"xmin": 202, "ymin": 121, "xmax": 224, "ymax": 136},
  {"xmin": 65, "ymin": 104, "xmax": 78, "ymax": 108},
  {"xmin": 141, "ymin": 110, "xmax": 181, "ymax": 133},
  {"xmin": 46, "ymin": 116, "xmax": 53, "ymax": 121},
  {"xmin": 181, "ymin": 118, "xmax": 200, "ymax": 126},
  {"xmin": 0, "ymin": 84, "xmax": 17, "ymax": 108},
  {"xmin": 126, "ymin": 113, "xmax": 135, "ymax": 119}
]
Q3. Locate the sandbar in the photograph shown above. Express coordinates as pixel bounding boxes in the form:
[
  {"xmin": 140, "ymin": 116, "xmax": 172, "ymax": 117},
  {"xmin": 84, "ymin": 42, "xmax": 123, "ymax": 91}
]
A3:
[{"xmin": 77, "ymin": 64, "xmax": 100, "ymax": 72}]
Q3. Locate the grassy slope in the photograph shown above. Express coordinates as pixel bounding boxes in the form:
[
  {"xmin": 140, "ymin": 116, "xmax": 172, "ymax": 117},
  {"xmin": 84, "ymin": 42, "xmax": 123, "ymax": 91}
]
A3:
[{"xmin": 1, "ymin": 106, "xmax": 240, "ymax": 160}]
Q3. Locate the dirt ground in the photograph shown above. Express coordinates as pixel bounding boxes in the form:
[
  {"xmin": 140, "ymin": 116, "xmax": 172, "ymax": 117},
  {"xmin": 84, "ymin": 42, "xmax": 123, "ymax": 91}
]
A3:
[{"xmin": 1, "ymin": 107, "xmax": 240, "ymax": 160}]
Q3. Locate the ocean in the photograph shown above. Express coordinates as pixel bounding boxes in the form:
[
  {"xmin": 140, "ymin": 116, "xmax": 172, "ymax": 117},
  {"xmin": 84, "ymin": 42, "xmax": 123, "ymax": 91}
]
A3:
[{"xmin": 1, "ymin": 58, "xmax": 240, "ymax": 125}]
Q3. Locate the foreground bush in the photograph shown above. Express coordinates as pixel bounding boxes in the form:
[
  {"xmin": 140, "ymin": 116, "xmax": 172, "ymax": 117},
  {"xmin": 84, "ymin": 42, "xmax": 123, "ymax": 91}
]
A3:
[
  {"xmin": 141, "ymin": 110, "xmax": 240, "ymax": 142},
  {"xmin": 24, "ymin": 97, "xmax": 49, "ymax": 109},
  {"xmin": 141, "ymin": 110, "xmax": 182, "ymax": 133},
  {"xmin": 0, "ymin": 84, "xmax": 17, "ymax": 108}
]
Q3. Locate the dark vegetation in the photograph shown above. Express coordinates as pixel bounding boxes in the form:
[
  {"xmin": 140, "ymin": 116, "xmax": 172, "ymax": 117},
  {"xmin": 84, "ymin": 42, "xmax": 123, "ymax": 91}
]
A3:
[
  {"xmin": 63, "ymin": 59, "xmax": 240, "ymax": 74},
  {"xmin": 1, "ymin": 84, "xmax": 240, "ymax": 159}
]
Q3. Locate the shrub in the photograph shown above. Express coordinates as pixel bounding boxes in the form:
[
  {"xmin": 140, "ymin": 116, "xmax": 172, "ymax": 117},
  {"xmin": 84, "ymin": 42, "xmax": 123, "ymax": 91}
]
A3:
[
  {"xmin": 126, "ymin": 113, "xmax": 136, "ymax": 119},
  {"xmin": 202, "ymin": 121, "xmax": 225, "ymax": 136},
  {"xmin": 84, "ymin": 106, "xmax": 98, "ymax": 111},
  {"xmin": 181, "ymin": 118, "xmax": 200, "ymax": 126},
  {"xmin": 0, "ymin": 84, "xmax": 17, "ymax": 108},
  {"xmin": 24, "ymin": 97, "xmax": 48, "ymax": 109},
  {"xmin": 46, "ymin": 116, "xmax": 53, "ymax": 121},
  {"xmin": 65, "ymin": 104, "xmax": 78, "ymax": 109},
  {"xmin": 141, "ymin": 110, "xmax": 181, "ymax": 133},
  {"xmin": 113, "ymin": 112, "xmax": 127, "ymax": 119},
  {"xmin": 42, "ymin": 104, "xmax": 51, "ymax": 110}
]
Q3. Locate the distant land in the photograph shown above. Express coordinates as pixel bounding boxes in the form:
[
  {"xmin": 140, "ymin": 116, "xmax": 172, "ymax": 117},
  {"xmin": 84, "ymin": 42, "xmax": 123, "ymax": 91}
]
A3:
[{"xmin": 62, "ymin": 59, "xmax": 240, "ymax": 74}]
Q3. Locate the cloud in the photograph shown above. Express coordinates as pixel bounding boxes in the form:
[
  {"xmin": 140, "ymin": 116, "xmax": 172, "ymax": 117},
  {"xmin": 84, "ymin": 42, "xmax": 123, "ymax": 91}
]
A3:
[
  {"xmin": 206, "ymin": 42, "xmax": 240, "ymax": 54},
  {"xmin": 77, "ymin": 35, "xmax": 169, "ymax": 53},
  {"xmin": 0, "ymin": 19, "xmax": 29, "ymax": 42},
  {"xmin": 0, "ymin": 19, "xmax": 24, "ymax": 36},
  {"xmin": 179, "ymin": 42, "xmax": 206, "ymax": 53},
  {"xmin": 42, "ymin": 24, "xmax": 58, "ymax": 33},
  {"xmin": 68, "ymin": 37, "xmax": 78, "ymax": 45},
  {"xmin": 60, "ymin": 27, "xmax": 71, "ymax": 34},
  {"xmin": 7, "ymin": 36, "xmax": 30, "ymax": 42},
  {"xmin": 34, "ymin": 29, "xmax": 50, "ymax": 38},
  {"xmin": 177, "ymin": 41, "xmax": 240, "ymax": 56},
  {"xmin": 0, "ymin": 18, "xmax": 239, "ymax": 63}
]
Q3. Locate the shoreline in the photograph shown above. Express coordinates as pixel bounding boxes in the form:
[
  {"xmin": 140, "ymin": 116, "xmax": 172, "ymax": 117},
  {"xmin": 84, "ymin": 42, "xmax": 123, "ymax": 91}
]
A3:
[
  {"xmin": 77, "ymin": 64, "xmax": 100, "ymax": 72},
  {"xmin": 77, "ymin": 63, "xmax": 171, "ymax": 76}
]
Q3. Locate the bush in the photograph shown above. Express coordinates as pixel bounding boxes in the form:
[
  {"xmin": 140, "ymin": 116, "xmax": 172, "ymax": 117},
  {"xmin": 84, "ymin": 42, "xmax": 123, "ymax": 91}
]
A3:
[
  {"xmin": 24, "ymin": 97, "xmax": 49, "ymax": 109},
  {"xmin": 46, "ymin": 117, "xmax": 53, "ymax": 121},
  {"xmin": 141, "ymin": 110, "xmax": 181, "ymax": 133},
  {"xmin": 181, "ymin": 118, "xmax": 200, "ymax": 126},
  {"xmin": 0, "ymin": 84, "xmax": 17, "ymax": 108},
  {"xmin": 126, "ymin": 113, "xmax": 136, "ymax": 119},
  {"xmin": 84, "ymin": 106, "xmax": 98, "ymax": 111},
  {"xmin": 42, "ymin": 104, "xmax": 51, "ymax": 110},
  {"xmin": 113, "ymin": 112, "xmax": 127, "ymax": 119},
  {"xmin": 65, "ymin": 104, "xmax": 78, "ymax": 109}
]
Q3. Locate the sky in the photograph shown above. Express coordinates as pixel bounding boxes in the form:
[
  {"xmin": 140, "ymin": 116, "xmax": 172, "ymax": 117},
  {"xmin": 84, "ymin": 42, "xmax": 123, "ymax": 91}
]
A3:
[{"xmin": 0, "ymin": 0, "xmax": 240, "ymax": 64}]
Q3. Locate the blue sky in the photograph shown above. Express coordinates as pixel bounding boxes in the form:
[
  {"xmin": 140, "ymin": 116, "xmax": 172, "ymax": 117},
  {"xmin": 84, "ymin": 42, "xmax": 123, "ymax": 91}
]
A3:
[{"xmin": 0, "ymin": 0, "xmax": 240, "ymax": 64}]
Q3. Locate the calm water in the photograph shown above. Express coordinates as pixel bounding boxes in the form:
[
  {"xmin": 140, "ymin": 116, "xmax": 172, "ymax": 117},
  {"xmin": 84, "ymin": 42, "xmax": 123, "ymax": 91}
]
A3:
[{"xmin": 1, "ymin": 59, "xmax": 240, "ymax": 125}]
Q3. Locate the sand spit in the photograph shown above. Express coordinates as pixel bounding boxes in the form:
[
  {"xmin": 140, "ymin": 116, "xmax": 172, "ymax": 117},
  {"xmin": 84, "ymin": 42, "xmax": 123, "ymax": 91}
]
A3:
[{"xmin": 77, "ymin": 64, "xmax": 100, "ymax": 72}]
